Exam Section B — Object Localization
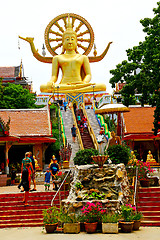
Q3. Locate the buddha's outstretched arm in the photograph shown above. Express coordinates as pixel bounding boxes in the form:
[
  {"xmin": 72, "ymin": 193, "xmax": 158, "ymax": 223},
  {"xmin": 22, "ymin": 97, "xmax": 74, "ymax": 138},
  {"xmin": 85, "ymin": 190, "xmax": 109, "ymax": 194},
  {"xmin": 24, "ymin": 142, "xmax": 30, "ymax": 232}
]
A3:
[
  {"xmin": 18, "ymin": 36, "xmax": 52, "ymax": 63},
  {"xmin": 88, "ymin": 42, "xmax": 113, "ymax": 63}
]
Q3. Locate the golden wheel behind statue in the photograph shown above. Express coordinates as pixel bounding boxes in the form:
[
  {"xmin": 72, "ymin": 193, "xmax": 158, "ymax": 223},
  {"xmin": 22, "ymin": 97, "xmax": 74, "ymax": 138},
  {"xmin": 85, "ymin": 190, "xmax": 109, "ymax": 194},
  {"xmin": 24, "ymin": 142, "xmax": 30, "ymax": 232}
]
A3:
[{"xmin": 44, "ymin": 13, "xmax": 94, "ymax": 56}]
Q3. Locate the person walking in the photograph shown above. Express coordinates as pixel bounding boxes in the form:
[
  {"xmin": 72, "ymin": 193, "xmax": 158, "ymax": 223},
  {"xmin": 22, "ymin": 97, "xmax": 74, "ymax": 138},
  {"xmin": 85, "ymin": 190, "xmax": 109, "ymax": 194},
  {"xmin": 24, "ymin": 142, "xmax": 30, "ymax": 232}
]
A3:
[
  {"xmin": 21, "ymin": 163, "xmax": 31, "ymax": 206},
  {"xmin": 63, "ymin": 100, "xmax": 67, "ymax": 111},
  {"xmin": 49, "ymin": 157, "xmax": 59, "ymax": 190},
  {"xmin": 44, "ymin": 167, "xmax": 51, "ymax": 191},
  {"xmin": 71, "ymin": 124, "xmax": 76, "ymax": 143},
  {"xmin": 19, "ymin": 152, "xmax": 34, "ymax": 192},
  {"xmin": 29, "ymin": 152, "xmax": 37, "ymax": 191}
]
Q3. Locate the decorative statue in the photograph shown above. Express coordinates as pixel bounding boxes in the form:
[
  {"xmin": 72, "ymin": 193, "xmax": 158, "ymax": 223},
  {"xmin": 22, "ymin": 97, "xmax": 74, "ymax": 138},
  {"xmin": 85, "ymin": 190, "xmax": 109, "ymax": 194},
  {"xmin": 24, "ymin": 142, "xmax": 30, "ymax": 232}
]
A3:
[
  {"xmin": 146, "ymin": 150, "xmax": 156, "ymax": 163},
  {"xmin": 19, "ymin": 13, "xmax": 112, "ymax": 94},
  {"xmin": 96, "ymin": 127, "xmax": 107, "ymax": 154},
  {"xmin": 33, "ymin": 155, "xmax": 40, "ymax": 170},
  {"xmin": 128, "ymin": 151, "xmax": 137, "ymax": 164},
  {"xmin": 107, "ymin": 131, "xmax": 121, "ymax": 148}
]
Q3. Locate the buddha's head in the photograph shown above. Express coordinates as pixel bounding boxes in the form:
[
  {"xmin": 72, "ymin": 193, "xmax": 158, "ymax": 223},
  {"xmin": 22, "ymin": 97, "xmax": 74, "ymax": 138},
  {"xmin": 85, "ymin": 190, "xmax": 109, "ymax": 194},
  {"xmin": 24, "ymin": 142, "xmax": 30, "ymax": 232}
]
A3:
[{"xmin": 62, "ymin": 15, "xmax": 78, "ymax": 53}]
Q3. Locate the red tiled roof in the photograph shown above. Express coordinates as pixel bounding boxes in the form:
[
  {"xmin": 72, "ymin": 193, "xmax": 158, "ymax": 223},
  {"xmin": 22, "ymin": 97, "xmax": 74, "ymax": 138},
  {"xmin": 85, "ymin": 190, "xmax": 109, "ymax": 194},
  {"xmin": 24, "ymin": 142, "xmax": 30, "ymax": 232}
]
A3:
[
  {"xmin": 0, "ymin": 67, "xmax": 15, "ymax": 78},
  {"xmin": 0, "ymin": 108, "xmax": 52, "ymax": 137},
  {"xmin": 123, "ymin": 107, "xmax": 156, "ymax": 134}
]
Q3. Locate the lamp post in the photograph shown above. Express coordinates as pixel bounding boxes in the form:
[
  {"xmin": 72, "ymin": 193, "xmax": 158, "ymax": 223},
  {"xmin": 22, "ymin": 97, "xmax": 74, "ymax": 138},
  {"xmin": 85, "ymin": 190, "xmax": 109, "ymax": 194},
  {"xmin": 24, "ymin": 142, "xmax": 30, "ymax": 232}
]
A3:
[
  {"xmin": 56, "ymin": 86, "xmax": 62, "ymax": 163},
  {"xmin": 57, "ymin": 85, "xmax": 60, "ymax": 104},
  {"xmin": 92, "ymin": 84, "xmax": 96, "ymax": 100},
  {"xmin": 92, "ymin": 84, "xmax": 96, "ymax": 108}
]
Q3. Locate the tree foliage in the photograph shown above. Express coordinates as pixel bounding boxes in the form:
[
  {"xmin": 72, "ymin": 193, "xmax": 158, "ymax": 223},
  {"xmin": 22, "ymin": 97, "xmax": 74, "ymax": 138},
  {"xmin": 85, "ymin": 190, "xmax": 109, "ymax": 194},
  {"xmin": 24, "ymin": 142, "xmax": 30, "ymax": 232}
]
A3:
[
  {"xmin": 107, "ymin": 145, "xmax": 131, "ymax": 165},
  {"xmin": 73, "ymin": 148, "xmax": 99, "ymax": 165},
  {"xmin": 109, "ymin": 2, "xmax": 160, "ymax": 135},
  {"xmin": 0, "ymin": 82, "xmax": 36, "ymax": 109}
]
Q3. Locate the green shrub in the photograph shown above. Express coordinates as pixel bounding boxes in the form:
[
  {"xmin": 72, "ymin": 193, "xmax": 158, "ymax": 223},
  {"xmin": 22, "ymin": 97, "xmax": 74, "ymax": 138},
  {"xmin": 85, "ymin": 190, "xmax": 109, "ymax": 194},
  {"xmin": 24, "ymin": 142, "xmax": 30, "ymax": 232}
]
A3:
[
  {"xmin": 43, "ymin": 206, "xmax": 59, "ymax": 224},
  {"xmin": 107, "ymin": 145, "xmax": 130, "ymax": 165},
  {"xmin": 102, "ymin": 213, "xmax": 119, "ymax": 223},
  {"xmin": 73, "ymin": 148, "xmax": 99, "ymax": 165}
]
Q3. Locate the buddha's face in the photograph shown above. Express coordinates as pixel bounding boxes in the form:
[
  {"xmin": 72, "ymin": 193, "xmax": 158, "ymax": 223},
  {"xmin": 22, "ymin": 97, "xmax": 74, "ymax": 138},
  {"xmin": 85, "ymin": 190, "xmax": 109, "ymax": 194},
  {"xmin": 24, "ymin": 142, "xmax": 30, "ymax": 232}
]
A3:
[{"xmin": 63, "ymin": 32, "xmax": 77, "ymax": 51}]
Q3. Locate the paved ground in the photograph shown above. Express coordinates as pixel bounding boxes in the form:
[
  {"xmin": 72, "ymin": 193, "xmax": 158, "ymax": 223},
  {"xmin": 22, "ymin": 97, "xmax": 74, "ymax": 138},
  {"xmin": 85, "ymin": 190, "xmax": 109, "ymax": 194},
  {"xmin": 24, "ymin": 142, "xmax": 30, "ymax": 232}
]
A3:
[
  {"xmin": 0, "ymin": 226, "xmax": 160, "ymax": 240},
  {"xmin": 0, "ymin": 184, "xmax": 48, "ymax": 194}
]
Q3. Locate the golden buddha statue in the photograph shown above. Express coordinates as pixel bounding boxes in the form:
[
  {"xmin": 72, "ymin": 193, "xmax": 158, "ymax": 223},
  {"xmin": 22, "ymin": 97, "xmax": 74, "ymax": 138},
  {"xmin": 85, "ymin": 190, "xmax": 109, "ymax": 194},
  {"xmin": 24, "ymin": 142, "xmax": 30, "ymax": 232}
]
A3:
[
  {"xmin": 128, "ymin": 151, "xmax": 138, "ymax": 164},
  {"xmin": 33, "ymin": 155, "xmax": 40, "ymax": 169},
  {"xmin": 19, "ymin": 13, "xmax": 112, "ymax": 94},
  {"xmin": 107, "ymin": 131, "xmax": 121, "ymax": 148},
  {"xmin": 146, "ymin": 150, "xmax": 156, "ymax": 164},
  {"xmin": 40, "ymin": 16, "xmax": 106, "ymax": 94}
]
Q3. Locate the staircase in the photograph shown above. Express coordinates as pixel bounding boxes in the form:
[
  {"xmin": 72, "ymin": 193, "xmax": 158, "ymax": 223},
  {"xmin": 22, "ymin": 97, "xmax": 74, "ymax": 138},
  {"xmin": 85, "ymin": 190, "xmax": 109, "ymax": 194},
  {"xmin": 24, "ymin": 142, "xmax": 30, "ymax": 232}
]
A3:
[
  {"xmin": 75, "ymin": 109, "xmax": 95, "ymax": 149},
  {"xmin": 0, "ymin": 190, "xmax": 69, "ymax": 228},
  {"xmin": 137, "ymin": 186, "xmax": 160, "ymax": 226},
  {"xmin": 61, "ymin": 109, "xmax": 80, "ymax": 165},
  {"xmin": 85, "ymin": 108, "xmax": 101, "ymax": 138}
]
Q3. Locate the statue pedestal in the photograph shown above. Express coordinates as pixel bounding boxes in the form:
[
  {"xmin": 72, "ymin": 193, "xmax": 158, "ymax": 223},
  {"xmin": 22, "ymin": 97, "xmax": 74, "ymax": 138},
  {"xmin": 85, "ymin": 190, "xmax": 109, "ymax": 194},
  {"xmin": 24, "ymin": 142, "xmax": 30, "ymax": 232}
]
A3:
[{"xmin": 66, "ymin": 93, "xmax": 84, "ymax": 108}]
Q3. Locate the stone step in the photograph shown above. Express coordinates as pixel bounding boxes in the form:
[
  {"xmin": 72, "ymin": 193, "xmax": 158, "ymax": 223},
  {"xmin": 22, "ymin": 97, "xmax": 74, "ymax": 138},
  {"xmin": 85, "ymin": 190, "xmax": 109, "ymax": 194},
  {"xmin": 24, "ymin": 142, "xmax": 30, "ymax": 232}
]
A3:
[
  {"xmin": 138, "ymin": 196, "xmax": 160, "ymax": 202},
  {"xmin": 138, "ymin": 201, "xmax": 160, "ymax": 206},
  {"xmin": 138, "ymin": 192, "xmax": 160, "ymax": 197},
  {"xmin": 139, "ymin": 187, "xmax": 160, "ymax": 192},
  {"xmin": 138, "ymin": 206, "xmax": 160, "ymax": 212},
  {"xmin": 141, "ymin": 221, "xmax": 160, "ymax": 227},
  {"xmin": 138, "ymin": 187, "xmax": 160, "ymax": 226},
  {"xmin": 0, "ymin": 190, "xmax": 69, "ymax": 228},
  {"xmin": 0, "ymin": 222, "xmax": 43, "ymax": 229}
]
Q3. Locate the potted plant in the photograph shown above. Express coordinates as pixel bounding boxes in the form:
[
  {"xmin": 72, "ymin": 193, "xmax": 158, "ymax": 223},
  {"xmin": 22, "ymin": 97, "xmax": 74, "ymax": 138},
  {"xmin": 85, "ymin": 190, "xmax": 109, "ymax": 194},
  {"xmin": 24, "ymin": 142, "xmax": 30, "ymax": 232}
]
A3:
[
  {"xmin": 75, "ymin": 182, "xmax": 83, "ymax": 190},
  {"xmin": 119, "ymin": 204, "xmax": 135, "ymax": 233},
  {"xmin": 132, "ymin": 211, "xmax": 143, "ymax": 230},
  {"xmin": 80, "ymin": 202, "xmax": 102, "ymax": 233},
  {"xmin": 102, "ymin": 212, "xmax": 119, "ymax": 233},
  {"xmin": 136, "ymin": 161, "xmax": 153, "ymax": 187},
  {"xmin": 43, "ymin": 206, "xmax": 59, "ymax": 233},
  {"xmin": 60, "ymin": 209, "xmax": 80, "ymax": 234}
]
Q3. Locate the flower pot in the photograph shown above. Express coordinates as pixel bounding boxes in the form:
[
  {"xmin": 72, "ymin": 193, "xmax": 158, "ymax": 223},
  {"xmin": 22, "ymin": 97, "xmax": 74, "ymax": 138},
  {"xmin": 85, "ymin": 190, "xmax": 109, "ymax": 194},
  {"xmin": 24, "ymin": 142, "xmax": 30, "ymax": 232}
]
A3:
[
  {"xmin": 84, "ymin": 222, "xmax": 98, "ymax": 233},
  {"xmin": 102, "ymin": 222, "xmax": 118, "ymax": 233},
  {"xmin": 92, "ymin": 155, "xmax": 108, "ymax": 168},
  {"xmin": 133, "ymin": 220, "xmax": 141, "ymax": 230},
  {"xmin": 63, "ymin": 222, "xmax": 80, "ymax": 234},
  {"xmin": 140, "ymin": 179, "xmax": 150, "ymax": 187},
  {"xmin": 63, "ymin": 161, "xmax": 69, "ymax": 169},
  {"xmin": 45, "ymin": 223, "xmax": 58, "ymax": 233},
  {"xmin": 119, "ymin": 221, "xmax": 134, "ymax": 233}
]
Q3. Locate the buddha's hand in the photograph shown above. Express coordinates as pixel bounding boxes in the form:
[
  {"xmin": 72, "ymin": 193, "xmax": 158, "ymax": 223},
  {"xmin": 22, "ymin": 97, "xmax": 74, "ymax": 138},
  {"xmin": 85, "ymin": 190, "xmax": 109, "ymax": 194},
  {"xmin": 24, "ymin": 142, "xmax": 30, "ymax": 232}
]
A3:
[{"xmin": 47, "ymin": 81, "xmax": 55, "ymax": 89}]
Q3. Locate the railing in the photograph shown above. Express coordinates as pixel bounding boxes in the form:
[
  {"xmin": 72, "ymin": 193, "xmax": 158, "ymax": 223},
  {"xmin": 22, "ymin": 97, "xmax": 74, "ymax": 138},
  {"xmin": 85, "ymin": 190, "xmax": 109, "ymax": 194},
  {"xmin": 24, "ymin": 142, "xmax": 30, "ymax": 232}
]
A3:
[
  {"xmin": 59, "ymin": 108, "xmax": 67, "ymax": 147},
  {"xmin": 82, "ymin": 103, "xmax": 99, "ymax": 150},
  {"xmin": 51, "ymin": 169, "xmax": 71, "ymax": 207},
  {"xmin": 133, "ymin": 167, "xmax": 139, "ymax": 211},
  {"xmin": 71, "ymin": 106, "xmax": 84, "ymax": 150}
]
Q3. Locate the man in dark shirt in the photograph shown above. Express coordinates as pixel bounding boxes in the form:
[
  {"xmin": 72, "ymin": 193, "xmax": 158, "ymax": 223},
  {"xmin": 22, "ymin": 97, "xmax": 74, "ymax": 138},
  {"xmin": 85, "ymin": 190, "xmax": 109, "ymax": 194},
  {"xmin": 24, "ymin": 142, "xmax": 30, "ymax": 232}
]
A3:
[
  {"xmin": 71, "ymin": 124, "xmax": 76, "ymax": 143},
  {"xmin": 50, "ymin": 158, "xmax": 59, "ymax": 190},
  {"xmin": 29, "ymin": 152, "xmax": 37, "ymax": 191}
]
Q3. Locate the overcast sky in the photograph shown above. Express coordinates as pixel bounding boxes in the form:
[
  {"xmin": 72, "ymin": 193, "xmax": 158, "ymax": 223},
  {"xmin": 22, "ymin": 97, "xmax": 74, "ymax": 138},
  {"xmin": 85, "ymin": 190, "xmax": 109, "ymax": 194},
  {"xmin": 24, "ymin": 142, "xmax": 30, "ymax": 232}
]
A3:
[{"xmin": 0, "ymin": 0, "xmax": 158, "ymax": 94}]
